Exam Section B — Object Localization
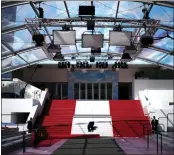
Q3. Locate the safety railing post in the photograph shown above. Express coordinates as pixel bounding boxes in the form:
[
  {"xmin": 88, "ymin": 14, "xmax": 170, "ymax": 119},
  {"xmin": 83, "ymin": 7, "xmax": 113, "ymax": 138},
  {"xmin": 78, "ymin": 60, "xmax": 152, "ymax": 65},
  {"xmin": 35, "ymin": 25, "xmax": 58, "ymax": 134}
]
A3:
[
  {"xmin": 147, "ymin": 129, "xmax": 149, "ymax": 149},
  {"xmin": 160, "ymin": 134, "xmax": 162, "ymax": 154},
  {"xmin": 157, "ymin": 131, "xmax": 158, "ymax": 154},
  {"xmin": 23, "ymin": 131, "xmax": 26, "ymax": 153}
]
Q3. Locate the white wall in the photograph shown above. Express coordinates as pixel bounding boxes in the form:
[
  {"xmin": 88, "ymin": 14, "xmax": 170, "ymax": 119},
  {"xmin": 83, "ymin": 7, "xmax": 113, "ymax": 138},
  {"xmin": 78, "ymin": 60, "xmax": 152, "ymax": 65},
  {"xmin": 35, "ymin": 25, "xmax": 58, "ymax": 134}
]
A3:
[
  {"xmin": 2, "ymin": 90, "xmax": 49, "ymax": 131},
  {"xmin": 75, "ymin": 101, "xmax": 110, "ymax": 115},
  {"xmin": 2, "ymin": 78, "xmax": 42, "ymax": 99},
  {"xmin": 134, "ymin": 80, "xmax": 174, "ymax": 131}
]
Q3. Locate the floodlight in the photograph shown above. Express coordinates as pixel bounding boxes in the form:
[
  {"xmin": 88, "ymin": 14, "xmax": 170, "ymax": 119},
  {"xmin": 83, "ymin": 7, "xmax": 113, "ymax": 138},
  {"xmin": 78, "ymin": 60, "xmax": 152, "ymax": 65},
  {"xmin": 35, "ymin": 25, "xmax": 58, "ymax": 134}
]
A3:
[
  {"xmin": 121, "ymin": 53, "xmax": 132, "ymax": 62},
  {"xmin": 79, "ymin": 6, "xmax": 95, "ymax": 16},
  {"xmin": 53, "ymin": 30, "xmax": 76, "ymax": 45},
  {"xmin": 109, "ymin": 31, "xmax": 132, "ymax": 46},
  {"xmin": 82, "ymin": 34, "xmax": 104, "ymax": 48}
]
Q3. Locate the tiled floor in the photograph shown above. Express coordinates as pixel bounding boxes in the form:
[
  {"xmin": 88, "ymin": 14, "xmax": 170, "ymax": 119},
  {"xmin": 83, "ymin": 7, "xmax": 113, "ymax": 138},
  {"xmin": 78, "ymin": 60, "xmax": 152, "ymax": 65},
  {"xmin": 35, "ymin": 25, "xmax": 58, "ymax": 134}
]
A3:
[{"xmin": 115, "ymin": 137, "xmax": 173, "ymax": 154}]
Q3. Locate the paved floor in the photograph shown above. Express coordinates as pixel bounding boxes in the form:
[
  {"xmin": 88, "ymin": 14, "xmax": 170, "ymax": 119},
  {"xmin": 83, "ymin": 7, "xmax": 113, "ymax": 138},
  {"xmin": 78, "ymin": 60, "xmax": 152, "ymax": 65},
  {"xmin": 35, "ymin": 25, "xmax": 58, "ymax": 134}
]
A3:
[{"xmin": 52, "ymin": 138, "xmax": 126, "ymax": 155}]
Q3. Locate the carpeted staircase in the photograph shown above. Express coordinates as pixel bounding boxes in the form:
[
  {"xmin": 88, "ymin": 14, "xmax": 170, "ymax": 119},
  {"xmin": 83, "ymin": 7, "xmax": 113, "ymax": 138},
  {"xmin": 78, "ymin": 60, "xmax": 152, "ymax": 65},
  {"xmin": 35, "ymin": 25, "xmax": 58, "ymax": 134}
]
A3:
[
  {"xmin": 109, "ymin": 100, "xmax": 151, "ymax": 137},
  {"xmin": 42, "ymin": 100, "xmax": 76, "ymax": 138}
]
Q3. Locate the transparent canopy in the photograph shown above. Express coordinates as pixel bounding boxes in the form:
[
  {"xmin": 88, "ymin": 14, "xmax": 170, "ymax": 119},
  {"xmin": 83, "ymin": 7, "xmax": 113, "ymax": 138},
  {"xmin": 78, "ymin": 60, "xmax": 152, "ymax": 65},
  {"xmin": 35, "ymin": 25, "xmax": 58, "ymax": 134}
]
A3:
[{"xmin": 1, "ymin": 1, "xmax": 174, "ymax": 73}]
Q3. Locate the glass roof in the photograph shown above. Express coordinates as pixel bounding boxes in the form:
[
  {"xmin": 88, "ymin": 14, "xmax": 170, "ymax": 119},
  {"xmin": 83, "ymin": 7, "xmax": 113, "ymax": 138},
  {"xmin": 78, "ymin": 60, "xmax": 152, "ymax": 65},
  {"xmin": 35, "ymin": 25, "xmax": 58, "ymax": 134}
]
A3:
[{"xmin": 1, "ymin": 1, "xmax": 174, "ymax": 73}]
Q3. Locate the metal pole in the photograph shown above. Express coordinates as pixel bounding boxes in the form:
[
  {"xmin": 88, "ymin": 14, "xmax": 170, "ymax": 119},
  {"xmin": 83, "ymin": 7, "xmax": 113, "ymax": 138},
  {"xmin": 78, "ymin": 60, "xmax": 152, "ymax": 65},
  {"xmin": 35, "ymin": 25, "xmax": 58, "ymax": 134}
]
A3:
[
  {"xmin": 161, "ymin": 135, "xmax": 162, "ymax": 154},
  {"xmin": 157, "ymin": 132, "xmax": 159, "ymax": 154},
  {"xmin": 23, "ymin": 131, "xmax": 26, "ymax": 153},
  {"xmin": 147, "ymin": 130, "xmax": 149, "ymax": 149}
]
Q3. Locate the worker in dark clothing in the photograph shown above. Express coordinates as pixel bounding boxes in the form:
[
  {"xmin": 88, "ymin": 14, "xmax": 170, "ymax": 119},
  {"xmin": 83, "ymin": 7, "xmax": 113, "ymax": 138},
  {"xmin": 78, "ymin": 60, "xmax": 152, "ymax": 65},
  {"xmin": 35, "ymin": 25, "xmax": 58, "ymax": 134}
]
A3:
[
  {"xmin": 27, "ymin": 118, "xmax": 33, "ymax": 133},
  {"xmin": 87, "ymin": 121, "xmax": 95, "ymax": 132},
  {"xmin": 151, "ymin": 116, "xmax": 158, "ymax": 133}
]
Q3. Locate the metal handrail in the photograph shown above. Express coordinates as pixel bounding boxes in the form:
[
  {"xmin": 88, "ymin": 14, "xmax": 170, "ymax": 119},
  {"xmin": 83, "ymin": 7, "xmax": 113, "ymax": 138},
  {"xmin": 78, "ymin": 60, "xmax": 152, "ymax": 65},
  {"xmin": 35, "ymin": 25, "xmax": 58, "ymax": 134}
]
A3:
[{"xmin": 167, "ymin": 113, "xmax": 174, "ymax": 127}]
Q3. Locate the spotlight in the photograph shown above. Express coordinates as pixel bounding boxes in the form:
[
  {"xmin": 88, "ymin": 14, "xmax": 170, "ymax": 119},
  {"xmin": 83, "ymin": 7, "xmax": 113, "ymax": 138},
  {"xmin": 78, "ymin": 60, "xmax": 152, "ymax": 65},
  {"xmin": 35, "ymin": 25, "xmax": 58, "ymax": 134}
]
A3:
[
  {"xmin": 140, "ymin": 35, "xmax": 154, "ymax": 47},
  {"xmin": 90, "ymin": 56, "xmax": 95, "ymax": 62},
  {"xmin": 62, "ymin": 24, "xmax": 70, "ymax": 31},
  {"xmin": 121, "ymin": 53, "xmax": 132, "ymax": 62},
  {"xmin": 53, "ymin": 53, "xmax": 64, "ymax": 61},
  {"xmin": 32, "ymin": 33, "xmax": 45, "ymax": 46}
]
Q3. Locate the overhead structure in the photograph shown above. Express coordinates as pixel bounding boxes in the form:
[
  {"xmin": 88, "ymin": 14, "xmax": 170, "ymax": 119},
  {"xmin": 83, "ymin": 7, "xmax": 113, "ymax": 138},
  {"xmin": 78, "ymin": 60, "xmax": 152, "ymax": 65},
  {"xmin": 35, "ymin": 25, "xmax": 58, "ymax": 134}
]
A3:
[{"xmin": 1, "ymin": 1, "xmax": 174, "ymax": 73}]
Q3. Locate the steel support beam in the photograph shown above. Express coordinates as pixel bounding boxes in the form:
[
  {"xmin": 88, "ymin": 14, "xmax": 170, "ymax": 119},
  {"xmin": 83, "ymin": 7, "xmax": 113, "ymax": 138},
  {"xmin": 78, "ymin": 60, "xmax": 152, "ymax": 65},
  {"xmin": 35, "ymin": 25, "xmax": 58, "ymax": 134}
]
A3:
[
  {"xmin": 2, "ymin": 1, "xmax": 173, "ymax": 9},
  {"xmin": 2, "ymin": 45, "xmax": 40, "ymax": 58},
  {"xmin": 2, "ymin": 25, "xmax": 26, "ymax": 35},
  {"xmin": 2, "ymin": 41, "xmax": 29, "ymax": 65},
  {"xmin": 2, "ymin": 58, "xmax": 48, "ymax": 74},
  {"xmin": 30, "ymin": 2, "xmax": 52, "ymax": 41},
  {"xmin": 2, "ymin": 1, "xmax": 29, "ymax": 9},
  {"xmin": 160, "ymin": 25, "xmax": 174, "ymax": 32}
]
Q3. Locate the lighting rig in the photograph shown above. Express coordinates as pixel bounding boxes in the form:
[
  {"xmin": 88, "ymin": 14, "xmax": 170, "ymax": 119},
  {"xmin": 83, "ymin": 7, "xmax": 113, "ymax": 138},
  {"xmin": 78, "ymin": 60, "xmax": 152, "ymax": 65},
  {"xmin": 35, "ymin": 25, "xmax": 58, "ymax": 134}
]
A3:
[
  {"xmin": 96, "ymin": 62, "xmax": 108, "ymax": 68},
  {"xmin": 112, "ymin": 62, "xmax": 128, "ymax": 71},
  {"xmin": 57, "ymin": 62, "xmax": 70, "ymax": 68},
  {"xmin": 76, "ymin": 61, "xmax": 92, "ymax": 68}
]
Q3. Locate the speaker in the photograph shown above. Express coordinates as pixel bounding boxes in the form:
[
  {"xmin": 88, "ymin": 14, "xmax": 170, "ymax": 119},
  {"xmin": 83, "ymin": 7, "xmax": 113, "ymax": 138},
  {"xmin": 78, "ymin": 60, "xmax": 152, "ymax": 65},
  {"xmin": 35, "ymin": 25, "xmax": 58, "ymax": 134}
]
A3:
[
  {"xmin": 79, "ymin": 6, "xmax": 95, "ymax": 16},
  {"xmin": 87, "ymin": 20, "xmax": 95, "ymax": 30},
  {"xmin": 91, "ymin": 48, "xmax": 101, "ymax": 54}
]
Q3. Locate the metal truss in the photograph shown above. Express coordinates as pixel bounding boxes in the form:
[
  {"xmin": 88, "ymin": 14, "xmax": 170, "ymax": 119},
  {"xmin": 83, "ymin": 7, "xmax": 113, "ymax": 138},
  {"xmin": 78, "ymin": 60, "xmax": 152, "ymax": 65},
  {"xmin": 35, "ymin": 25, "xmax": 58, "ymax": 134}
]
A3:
[
  {"xmin": 25, "ymin": 17, "xmax": 161, "ymax": 27},
  {"xmin": 2, "ymin": 1, "xmax": 174, "ymax": 9}
]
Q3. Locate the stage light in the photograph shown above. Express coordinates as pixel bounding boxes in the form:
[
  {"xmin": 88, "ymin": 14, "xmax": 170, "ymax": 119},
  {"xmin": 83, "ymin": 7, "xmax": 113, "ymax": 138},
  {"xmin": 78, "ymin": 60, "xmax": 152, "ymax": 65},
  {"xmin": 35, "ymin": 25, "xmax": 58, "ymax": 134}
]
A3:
[
  {"xmin": 79, "ymin": 6, "xmax": 95, "ymax": 16},
  {"xmin": 121, "ymin": 53, "xmax": 132, "ymax": 62},
  {"xmin": 57, "ymin": 62, "xmax": 71, "ymax": 69},
  {"xmin": 87, "ymin": 20, "xmax": 95, "ymax": 30},
  {"xmin": 32, "ymin": 33, "xmax": 45, "ymax": 46},
  {"xmin": 53, "ymin": 53, "xmax": 64, "ymax": 61},
  {"xmin": 140, "ymin": 35, "xmax": 154, "ymax": 47},
  {"xmin": 90, "ymin": 56, "xmax": 95, "ymax": 62}
]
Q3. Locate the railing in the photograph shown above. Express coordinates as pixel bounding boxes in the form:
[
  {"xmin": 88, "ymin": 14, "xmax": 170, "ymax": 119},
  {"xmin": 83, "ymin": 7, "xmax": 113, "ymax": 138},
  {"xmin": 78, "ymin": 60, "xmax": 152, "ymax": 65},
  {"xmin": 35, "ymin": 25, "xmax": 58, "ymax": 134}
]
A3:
[
  {"xmin": 167, "ymin": 113, "xmax": 174, "ymax": 128},
  {"xmin": 1, "ymin": 114, "xmax": 27, "ymax": 130},
  {"xmin": 158, "ymin": 113, "xmax": 174, "ymax": 131},
  {"xmin": 2, "ymin": 119, "xmax": 163, "ymax": 154}
]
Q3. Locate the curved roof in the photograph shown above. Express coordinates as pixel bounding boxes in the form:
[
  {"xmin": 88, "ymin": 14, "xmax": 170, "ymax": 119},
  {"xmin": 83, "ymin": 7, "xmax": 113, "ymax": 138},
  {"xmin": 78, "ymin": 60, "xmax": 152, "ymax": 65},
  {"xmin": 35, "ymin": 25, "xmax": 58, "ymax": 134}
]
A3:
[{"xmin": 1, "ymin": 1, "xmax": 174, "ymax": 73}]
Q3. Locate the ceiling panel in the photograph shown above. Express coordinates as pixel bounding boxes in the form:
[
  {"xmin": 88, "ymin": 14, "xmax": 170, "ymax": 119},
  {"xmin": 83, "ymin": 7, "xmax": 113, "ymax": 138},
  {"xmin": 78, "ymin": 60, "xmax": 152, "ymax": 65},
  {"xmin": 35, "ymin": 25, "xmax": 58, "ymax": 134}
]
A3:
[
  {"xmin": 2, "ymin": 4, "xmax": 35, "ymax": 30},
  {"xmin": 160, "ymin": 55, "xmax": 174, "ymax": 66},
  {"xmin": 93, "ymin": 1, "xmax": 118, "ymax": 17},
  {"xmin": 117, "ymin": 1, "xmax": 144, "ymax": 19},
  {"xmin": 153, "ymin": 29, "xmax": 174, "ymax": 51},
  {"xmin": 2, "ymin": 29, "xmax": 34, "ymax": 51},
  {"xmin": 42, "ymin": 1, "xmax": 68, "ymax": 19},
  {"xmin": 150, "ymin": 5, "xmax": 173, "ymax": 27},
  {"xmin": 2, "ymin": 55, "xmax": 27, "ymax": 71},
  {"xmin": 138, "ymin": 48, "xmax": 167, "ymax": 62},
  {"xmin": 19, "ymin": 48, "xmax": 48, "ymax": 63}
]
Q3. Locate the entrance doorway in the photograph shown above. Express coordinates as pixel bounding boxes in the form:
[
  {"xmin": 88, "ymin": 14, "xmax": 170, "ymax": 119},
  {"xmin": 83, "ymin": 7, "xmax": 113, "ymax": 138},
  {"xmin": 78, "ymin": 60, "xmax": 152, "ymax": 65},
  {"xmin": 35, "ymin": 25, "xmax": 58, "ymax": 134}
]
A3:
[{"xmin": 118, "ymin": 83, "xmax": 132, "ymax": 100}]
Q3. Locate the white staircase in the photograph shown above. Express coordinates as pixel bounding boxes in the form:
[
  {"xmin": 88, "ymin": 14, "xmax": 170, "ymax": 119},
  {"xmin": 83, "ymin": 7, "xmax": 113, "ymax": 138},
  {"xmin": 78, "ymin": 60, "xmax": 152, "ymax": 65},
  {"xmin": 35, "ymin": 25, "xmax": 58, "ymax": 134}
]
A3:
[{"xmin": 71, "ymin": 117, "xmax": 113, "ymax": 137}]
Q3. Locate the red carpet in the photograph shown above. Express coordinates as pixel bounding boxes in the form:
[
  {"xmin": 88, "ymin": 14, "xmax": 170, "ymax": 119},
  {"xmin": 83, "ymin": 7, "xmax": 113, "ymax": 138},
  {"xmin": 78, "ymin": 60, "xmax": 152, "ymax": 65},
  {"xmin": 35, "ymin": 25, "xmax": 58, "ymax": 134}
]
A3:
[
  {"xmin": 42, "ymin": 100, "xmax": 76, "ymax": 138},
  {"xmin": 109, "ymin": 100, "xmax": 151, "ymax": 137}
]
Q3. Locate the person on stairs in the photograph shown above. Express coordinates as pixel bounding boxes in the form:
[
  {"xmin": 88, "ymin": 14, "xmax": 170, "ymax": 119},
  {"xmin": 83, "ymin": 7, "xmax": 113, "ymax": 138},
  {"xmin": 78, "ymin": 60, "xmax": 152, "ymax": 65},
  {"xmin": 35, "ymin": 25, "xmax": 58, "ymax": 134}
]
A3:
[
  {"xmin": 27, "ymin": 117, "xmax": 33, "ymax": 133},
  {"xmin": 151, "ymin": 116, "xmax": 158, "ymax": 134},
  {"xmin": 87, "ymin": 121, "xmax": 95, "ymax": 132}
]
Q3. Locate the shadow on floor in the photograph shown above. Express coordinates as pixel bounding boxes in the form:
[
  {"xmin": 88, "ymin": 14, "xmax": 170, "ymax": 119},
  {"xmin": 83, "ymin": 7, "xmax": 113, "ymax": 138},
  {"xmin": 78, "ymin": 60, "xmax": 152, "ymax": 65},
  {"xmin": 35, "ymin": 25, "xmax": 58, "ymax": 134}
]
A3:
[{"xmin": 51, "ymin": 138, "xmax": 126, "ymax": 155}]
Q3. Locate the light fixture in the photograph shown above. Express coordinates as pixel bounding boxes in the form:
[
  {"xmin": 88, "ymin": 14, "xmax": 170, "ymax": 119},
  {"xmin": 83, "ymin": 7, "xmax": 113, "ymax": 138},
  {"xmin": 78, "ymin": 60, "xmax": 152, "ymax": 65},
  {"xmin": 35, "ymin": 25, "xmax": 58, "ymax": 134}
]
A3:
[
  {"xmin": 96, "ymin": 62, "xmax": 108, "ymax": 68},
  {"xmin": 57, "ymin": 61, "xmax": 70, "ymax": 68},
  {"xmin": 121, "ymin": 53, "xmax": 132, "ymax": 62},
  {"xmin": 90, "ymin": 56, "xmax": 95, "ymax": 62},
  {"xmin": 53, "ymin": 53, "xmax": 64, "ymax": 61},
  {"xmin": 47, "ymin": 42, "xmax": 61, "ymax": 53},
  {"xmin": 32, "ymin": 33, "xmax": 45, "ymax": 46},
  {"xmin": 76, "ymin": 61, "xmax": 92, "ymax": 68},
  {"xmin": 140, "ymin": 35, "xmax": 154, "ymax": 47}
]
